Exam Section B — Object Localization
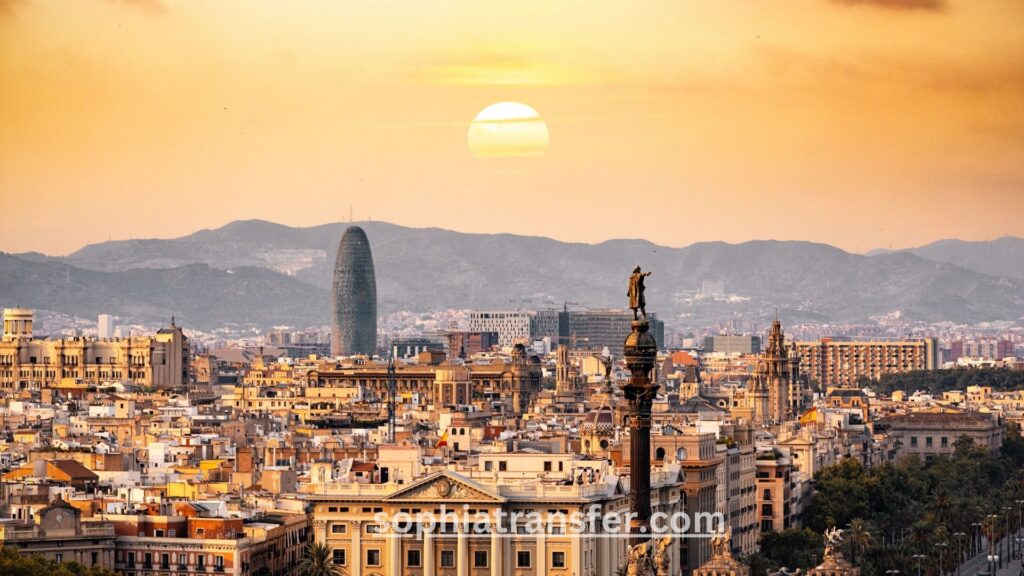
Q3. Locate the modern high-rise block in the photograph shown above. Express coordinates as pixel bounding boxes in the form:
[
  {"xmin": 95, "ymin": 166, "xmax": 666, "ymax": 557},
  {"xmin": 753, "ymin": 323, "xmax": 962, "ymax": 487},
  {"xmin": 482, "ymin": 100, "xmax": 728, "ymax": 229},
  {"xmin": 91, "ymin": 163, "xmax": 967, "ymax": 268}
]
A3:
[{"xmin": 331, "ymin": 226, "xmax": 377, "ymax": 356}]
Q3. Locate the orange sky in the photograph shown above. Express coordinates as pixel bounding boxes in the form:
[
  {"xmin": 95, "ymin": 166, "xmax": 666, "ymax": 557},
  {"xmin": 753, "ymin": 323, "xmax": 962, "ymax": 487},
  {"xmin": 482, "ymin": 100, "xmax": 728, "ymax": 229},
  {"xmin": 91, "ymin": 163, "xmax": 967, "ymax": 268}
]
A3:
[{"xmin": 1, "ymin": 0, "xmax": 1022, "ymax": 255}]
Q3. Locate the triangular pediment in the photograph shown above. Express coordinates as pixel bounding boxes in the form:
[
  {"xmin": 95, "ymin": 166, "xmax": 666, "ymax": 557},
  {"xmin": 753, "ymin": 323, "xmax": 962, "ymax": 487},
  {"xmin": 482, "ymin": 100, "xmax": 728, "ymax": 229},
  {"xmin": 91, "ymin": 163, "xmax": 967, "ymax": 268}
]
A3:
[{"xmin": 384, "ymin": 471, "xmax": 505, "ymax": 503}]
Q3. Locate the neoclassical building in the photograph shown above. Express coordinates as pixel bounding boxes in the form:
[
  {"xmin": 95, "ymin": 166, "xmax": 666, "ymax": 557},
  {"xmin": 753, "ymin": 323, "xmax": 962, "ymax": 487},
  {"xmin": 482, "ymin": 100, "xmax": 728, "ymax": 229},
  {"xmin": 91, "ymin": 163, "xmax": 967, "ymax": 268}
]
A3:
[{"xmin": 306, "ymin": 464, "xmax": 701, "ymax": 576}]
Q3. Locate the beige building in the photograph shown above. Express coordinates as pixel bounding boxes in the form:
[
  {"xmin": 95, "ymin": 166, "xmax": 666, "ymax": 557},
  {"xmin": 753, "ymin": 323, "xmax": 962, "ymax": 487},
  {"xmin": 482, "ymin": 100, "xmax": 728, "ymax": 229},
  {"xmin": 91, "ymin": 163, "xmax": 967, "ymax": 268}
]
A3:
[
  {"xmin": 0, "ymin": 309, "xmax": 189, "ymax": 391},
  {"xmin": 794, "ymin": 337, "xmax": 938, "ymax": 386},
  {"xmin": 878, "ymin": 411, "xmax": 1004, "ymax": 460},
  {"xmin": 307, "ymin": 461, "xmax": 705, "ymax": 576},
  {"xmin": 0, "ymin": 496, "xmax": 116, "ymax": 569}
]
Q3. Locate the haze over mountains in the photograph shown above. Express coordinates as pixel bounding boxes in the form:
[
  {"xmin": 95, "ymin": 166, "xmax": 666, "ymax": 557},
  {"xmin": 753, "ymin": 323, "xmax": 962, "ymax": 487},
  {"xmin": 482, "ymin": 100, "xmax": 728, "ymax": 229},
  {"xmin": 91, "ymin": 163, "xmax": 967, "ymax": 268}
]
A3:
[{"xmin": 3, "ymin": 220, "xmax": 1022, "ymax": 331}]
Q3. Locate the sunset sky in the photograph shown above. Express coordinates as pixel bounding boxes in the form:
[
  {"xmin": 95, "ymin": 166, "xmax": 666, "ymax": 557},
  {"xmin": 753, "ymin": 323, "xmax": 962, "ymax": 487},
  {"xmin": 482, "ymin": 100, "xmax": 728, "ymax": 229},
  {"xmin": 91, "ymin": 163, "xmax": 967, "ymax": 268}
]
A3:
[{"xmin": 2, "ymin": 0, "xmax": 1022, "ymax": 255}]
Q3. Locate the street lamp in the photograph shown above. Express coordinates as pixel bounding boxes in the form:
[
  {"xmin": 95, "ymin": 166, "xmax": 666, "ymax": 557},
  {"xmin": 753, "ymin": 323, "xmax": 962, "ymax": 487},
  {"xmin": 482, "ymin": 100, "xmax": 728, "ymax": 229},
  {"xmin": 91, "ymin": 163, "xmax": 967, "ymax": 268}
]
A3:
[
  {"xmin": 912, "ymin": 554, "xmax": 926, "ymax": 576},
  {"xmin": 936, "ymin": 542, "xmax": 948, "ymax": 576},
  {"xmin": 1003, "ymin": 506, "xmax": 1013, "ymax": 568},
  {"xmin": 953, "ymin": 532, "xmax": 966, "ymax": 576},
  {"xmin": 986, "ymin": 553, "xmax": 998, "ymax": 576},
  {"xmin": 1016, "ymin": 499, "xmax": 1024, "ymax": 559}
]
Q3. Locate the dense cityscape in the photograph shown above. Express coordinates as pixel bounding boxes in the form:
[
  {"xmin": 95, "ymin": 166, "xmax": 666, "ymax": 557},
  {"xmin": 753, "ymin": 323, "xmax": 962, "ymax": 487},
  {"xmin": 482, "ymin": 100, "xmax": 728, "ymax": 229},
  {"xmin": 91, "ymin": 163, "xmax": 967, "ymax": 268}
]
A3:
[
  {"xmin": 4, "ymin": 2, "xmax": 1024, "ymax": 576},
  {"xmin": 1, "ymin": 225, "xmax": 1023, "ymax": 576}
]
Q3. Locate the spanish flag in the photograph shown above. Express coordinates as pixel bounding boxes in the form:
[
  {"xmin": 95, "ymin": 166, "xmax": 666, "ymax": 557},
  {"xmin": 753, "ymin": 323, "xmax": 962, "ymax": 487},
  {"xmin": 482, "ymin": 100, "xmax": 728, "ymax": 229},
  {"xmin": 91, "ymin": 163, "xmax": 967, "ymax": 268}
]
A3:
[
  {"xmin": 799, "ymin": 407, "xmax": 817, "ymax": 426},
  {"xmin": 436, "ymin": 429, "xmax": 449, "ymax": 448}
]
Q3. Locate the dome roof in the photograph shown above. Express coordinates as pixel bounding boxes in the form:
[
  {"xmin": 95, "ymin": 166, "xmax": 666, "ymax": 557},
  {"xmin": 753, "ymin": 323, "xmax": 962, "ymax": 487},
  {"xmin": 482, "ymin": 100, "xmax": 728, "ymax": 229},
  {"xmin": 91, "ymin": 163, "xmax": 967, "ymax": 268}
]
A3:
[{"xmin": 581, "ymin": 405, "xmax": 615, "ymax": 435}]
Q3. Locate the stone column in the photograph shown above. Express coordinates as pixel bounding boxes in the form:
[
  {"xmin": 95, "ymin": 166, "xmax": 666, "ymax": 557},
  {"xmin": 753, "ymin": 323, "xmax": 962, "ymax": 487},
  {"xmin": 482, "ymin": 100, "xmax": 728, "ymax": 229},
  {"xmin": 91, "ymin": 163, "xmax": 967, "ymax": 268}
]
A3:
[
  {"xmin": 389, "ymin": 523, "xmax": 402, "ymax": 576},
  {"xmin": 490, "ymin": 519, "xmax": 502, "ymax": 576},
  {"xmin": 571, "ymin": 533, "xmax": 581, "ymax": 576},
  {"xmin": 424, "ymin": 526, "xmax": 435, "ymax": 576},
  {"xmin": 536, "ymin": 528, "xmax": 547, "ymax": 576},
  {"xmin": 350, "ymin": 521, "xmax": 362, "ymax": 576},
  {"xmin": 312, "ymin": 520, "xmax": 327, "ymax": 544},
  {"xmin": 457, "ymin": 524, "xmax": 469, "ymax": 576},
  {"xmin": 502, "ymin": 521, "xmax": 512, "ymax": 576},
  {"xmin": 599, "ymin": 521, "xmax": 611, "ymax": 575}
]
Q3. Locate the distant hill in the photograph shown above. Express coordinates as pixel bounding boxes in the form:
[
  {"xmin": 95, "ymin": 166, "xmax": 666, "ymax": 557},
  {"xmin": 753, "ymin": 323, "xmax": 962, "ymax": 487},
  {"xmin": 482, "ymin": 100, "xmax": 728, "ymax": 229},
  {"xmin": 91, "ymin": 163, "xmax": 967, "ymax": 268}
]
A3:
[
  {"xmin": 906, "ymin": 237, "xmax": 1024, "ymax": 280},
  {"xmin": 5, "ymin": 220, "xmax": 1023, "ymax": 330},
  {"xmin": 866, "ymin": 236, "xmax": 1024, "ymax": 280},
  {"xmin": 0, "ymin": 252, "xmax": 328, "ymax": 330}
]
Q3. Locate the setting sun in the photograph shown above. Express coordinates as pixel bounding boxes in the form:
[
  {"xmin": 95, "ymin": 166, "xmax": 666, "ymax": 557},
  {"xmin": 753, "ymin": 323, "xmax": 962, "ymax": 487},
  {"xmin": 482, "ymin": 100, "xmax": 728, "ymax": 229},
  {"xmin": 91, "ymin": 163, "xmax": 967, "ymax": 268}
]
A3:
[{"xmin": 467, "ymin": 102, "xmax": 550, "ymax": 162}]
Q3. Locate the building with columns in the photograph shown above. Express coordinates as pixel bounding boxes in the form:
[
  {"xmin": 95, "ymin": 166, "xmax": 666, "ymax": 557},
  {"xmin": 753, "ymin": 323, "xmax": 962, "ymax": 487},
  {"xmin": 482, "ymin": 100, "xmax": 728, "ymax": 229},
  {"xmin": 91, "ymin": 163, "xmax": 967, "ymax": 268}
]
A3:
[{"xmin": 307, "ymin": 463, "xmax": 699, "ymax": 576}]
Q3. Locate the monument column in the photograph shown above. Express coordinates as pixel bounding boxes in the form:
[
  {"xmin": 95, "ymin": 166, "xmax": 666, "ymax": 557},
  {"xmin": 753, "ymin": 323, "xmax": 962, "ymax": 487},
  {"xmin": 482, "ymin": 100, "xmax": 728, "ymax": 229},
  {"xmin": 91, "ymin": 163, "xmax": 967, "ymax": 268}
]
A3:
[{"xmin": 623, "ymin": 316, "xmax": 658, "ymax": 547}]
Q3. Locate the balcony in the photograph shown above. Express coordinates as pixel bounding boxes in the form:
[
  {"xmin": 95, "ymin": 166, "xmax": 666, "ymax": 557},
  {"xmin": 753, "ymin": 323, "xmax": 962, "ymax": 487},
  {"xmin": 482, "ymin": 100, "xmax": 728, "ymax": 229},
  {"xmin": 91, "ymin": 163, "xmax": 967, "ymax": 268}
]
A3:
[{"xmin": 214, "ymin": 566, "xmax": 225, "ymax": 573}]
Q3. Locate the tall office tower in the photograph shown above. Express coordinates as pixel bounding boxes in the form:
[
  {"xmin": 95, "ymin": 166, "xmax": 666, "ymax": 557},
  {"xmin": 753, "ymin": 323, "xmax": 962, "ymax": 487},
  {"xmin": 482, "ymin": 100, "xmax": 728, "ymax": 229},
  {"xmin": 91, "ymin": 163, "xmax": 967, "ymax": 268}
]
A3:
[
  {"xmin": 97, "ymin": 314, "xmax": 113, "ymax": 339},
  {"xmin": 331, "ymin": 226, "xmax": 377, "ymax": 356}
]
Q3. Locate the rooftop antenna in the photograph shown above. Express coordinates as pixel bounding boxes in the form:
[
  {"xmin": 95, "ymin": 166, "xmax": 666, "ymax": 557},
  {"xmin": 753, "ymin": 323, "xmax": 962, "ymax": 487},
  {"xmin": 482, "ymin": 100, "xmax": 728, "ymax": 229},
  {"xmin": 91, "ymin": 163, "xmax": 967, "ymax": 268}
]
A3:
[{"xmin": 349, "ymin": 205, "xmax": 353, "ymax": 223}]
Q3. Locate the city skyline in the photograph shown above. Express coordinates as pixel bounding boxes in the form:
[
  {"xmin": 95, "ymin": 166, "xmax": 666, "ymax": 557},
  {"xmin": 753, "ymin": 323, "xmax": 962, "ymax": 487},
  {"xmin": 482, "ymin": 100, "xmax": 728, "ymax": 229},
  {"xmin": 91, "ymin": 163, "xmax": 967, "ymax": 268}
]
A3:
[{"xmin": 2, "ymin": 1, "xmax": 1023, "ymax": 254}]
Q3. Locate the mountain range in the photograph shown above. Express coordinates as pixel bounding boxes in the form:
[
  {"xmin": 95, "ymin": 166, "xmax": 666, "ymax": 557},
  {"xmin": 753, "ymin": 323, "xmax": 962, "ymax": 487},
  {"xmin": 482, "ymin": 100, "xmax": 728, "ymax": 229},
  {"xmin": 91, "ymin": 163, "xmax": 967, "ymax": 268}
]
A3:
[{"xmin": 3, "ymin": 220, "xmax": 1022, "ymax": 331}]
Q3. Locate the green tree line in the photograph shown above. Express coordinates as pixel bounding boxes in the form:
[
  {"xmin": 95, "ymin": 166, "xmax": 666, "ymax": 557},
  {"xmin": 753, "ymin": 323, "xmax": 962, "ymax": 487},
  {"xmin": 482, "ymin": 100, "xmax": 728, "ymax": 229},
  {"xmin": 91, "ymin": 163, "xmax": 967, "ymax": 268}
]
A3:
[
  {"xmin": 748, "ymin": 424, "xmax": 1024, "ymax": 576},
  {"xmin": 861, "ymin": 367, "xmax": 1024, "ymax": 395},
  {"xmin": 0, "ymin": 547, "xmax": 116, "ymax": 576}
]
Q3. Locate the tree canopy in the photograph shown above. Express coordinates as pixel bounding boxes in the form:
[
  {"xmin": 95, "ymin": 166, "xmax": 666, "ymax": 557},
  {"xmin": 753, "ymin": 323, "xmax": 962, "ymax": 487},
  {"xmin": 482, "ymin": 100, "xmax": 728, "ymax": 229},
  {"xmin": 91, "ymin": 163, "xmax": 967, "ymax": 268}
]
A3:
[{"xmin": 0, "ymin": 547, "xmax": 116, "ymax": 576}]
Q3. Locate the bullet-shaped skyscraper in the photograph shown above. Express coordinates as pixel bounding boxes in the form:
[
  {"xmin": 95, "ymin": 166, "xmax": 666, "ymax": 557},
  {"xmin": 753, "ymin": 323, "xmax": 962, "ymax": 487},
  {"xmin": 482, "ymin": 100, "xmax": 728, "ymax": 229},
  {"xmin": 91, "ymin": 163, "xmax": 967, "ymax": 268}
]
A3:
[{"xmin": 331, "ymin": 226, "xmax": 377, "ymax": 356}]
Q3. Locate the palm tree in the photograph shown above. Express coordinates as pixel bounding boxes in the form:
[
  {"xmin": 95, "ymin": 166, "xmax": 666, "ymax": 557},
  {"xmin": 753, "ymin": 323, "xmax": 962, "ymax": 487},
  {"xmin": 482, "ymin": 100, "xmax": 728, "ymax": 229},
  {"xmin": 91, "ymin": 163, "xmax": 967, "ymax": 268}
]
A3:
[
  {"xmin": 846, "ymin": 519, "xmax": 874, "ymax": 566},
  {"xmin": 299, "ymin": 542, "xmax": 342, "ymax": 576},
  {"xmin": 931, "ymin": 489, "xmax": 954, "ymax": 528}
]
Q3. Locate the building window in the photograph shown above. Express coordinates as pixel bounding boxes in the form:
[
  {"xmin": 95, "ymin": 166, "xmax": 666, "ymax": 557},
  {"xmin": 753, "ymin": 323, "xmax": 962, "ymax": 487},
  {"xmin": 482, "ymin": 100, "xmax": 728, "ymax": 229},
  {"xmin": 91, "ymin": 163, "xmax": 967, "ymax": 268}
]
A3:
[
  {"xmin": 333, "ymin": 549, "xmax": 346, "ymax": 565},
  {"xmin": 499, "ymin": 461, "xmax": 508, "ymax": 472},
  {"xmin": 517, "ymin": 550, "xmax": 532, "ymax": 568},
  {"xmin": 544, "ymin": 461, "xmax": 552, "ymax": 472},
  {"xmin": 941, "ymin": 437, "xmax": 948, "ymax": 447},
  {"xmin": 474, "ymin": 550, "xmax": 488, "ymax": 568},
  {"xmin": 331, "ymin": 523, "xmax": 347, "ymax": 534},
  {"xmin": 441, "ymin": 550, "xmax": 455, "ymax": 567},
  {"xmin": 365, "ymin": 524, "xmax": 382, "ymax": 534},
  {"xmin": 484, "ymin": 461, "xmax": 493, "ymax": 472},
  {"xmin": 910, "ymin": 436, "xmax": 918, "ymax": 447},
  {"xmin": 367, "ymin": 549, "xmax": 381, "ymax": 566},
  {"xmin": 926, "ymin": 437, "xmax": 933, "ymax": 447},
  {"xmin": 552, "ymin": 551, "xmax": 566, "ymax": 568},
  {"xmin": 407, "ymin": 550, "xmax": 421, "ymax": 567}
]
